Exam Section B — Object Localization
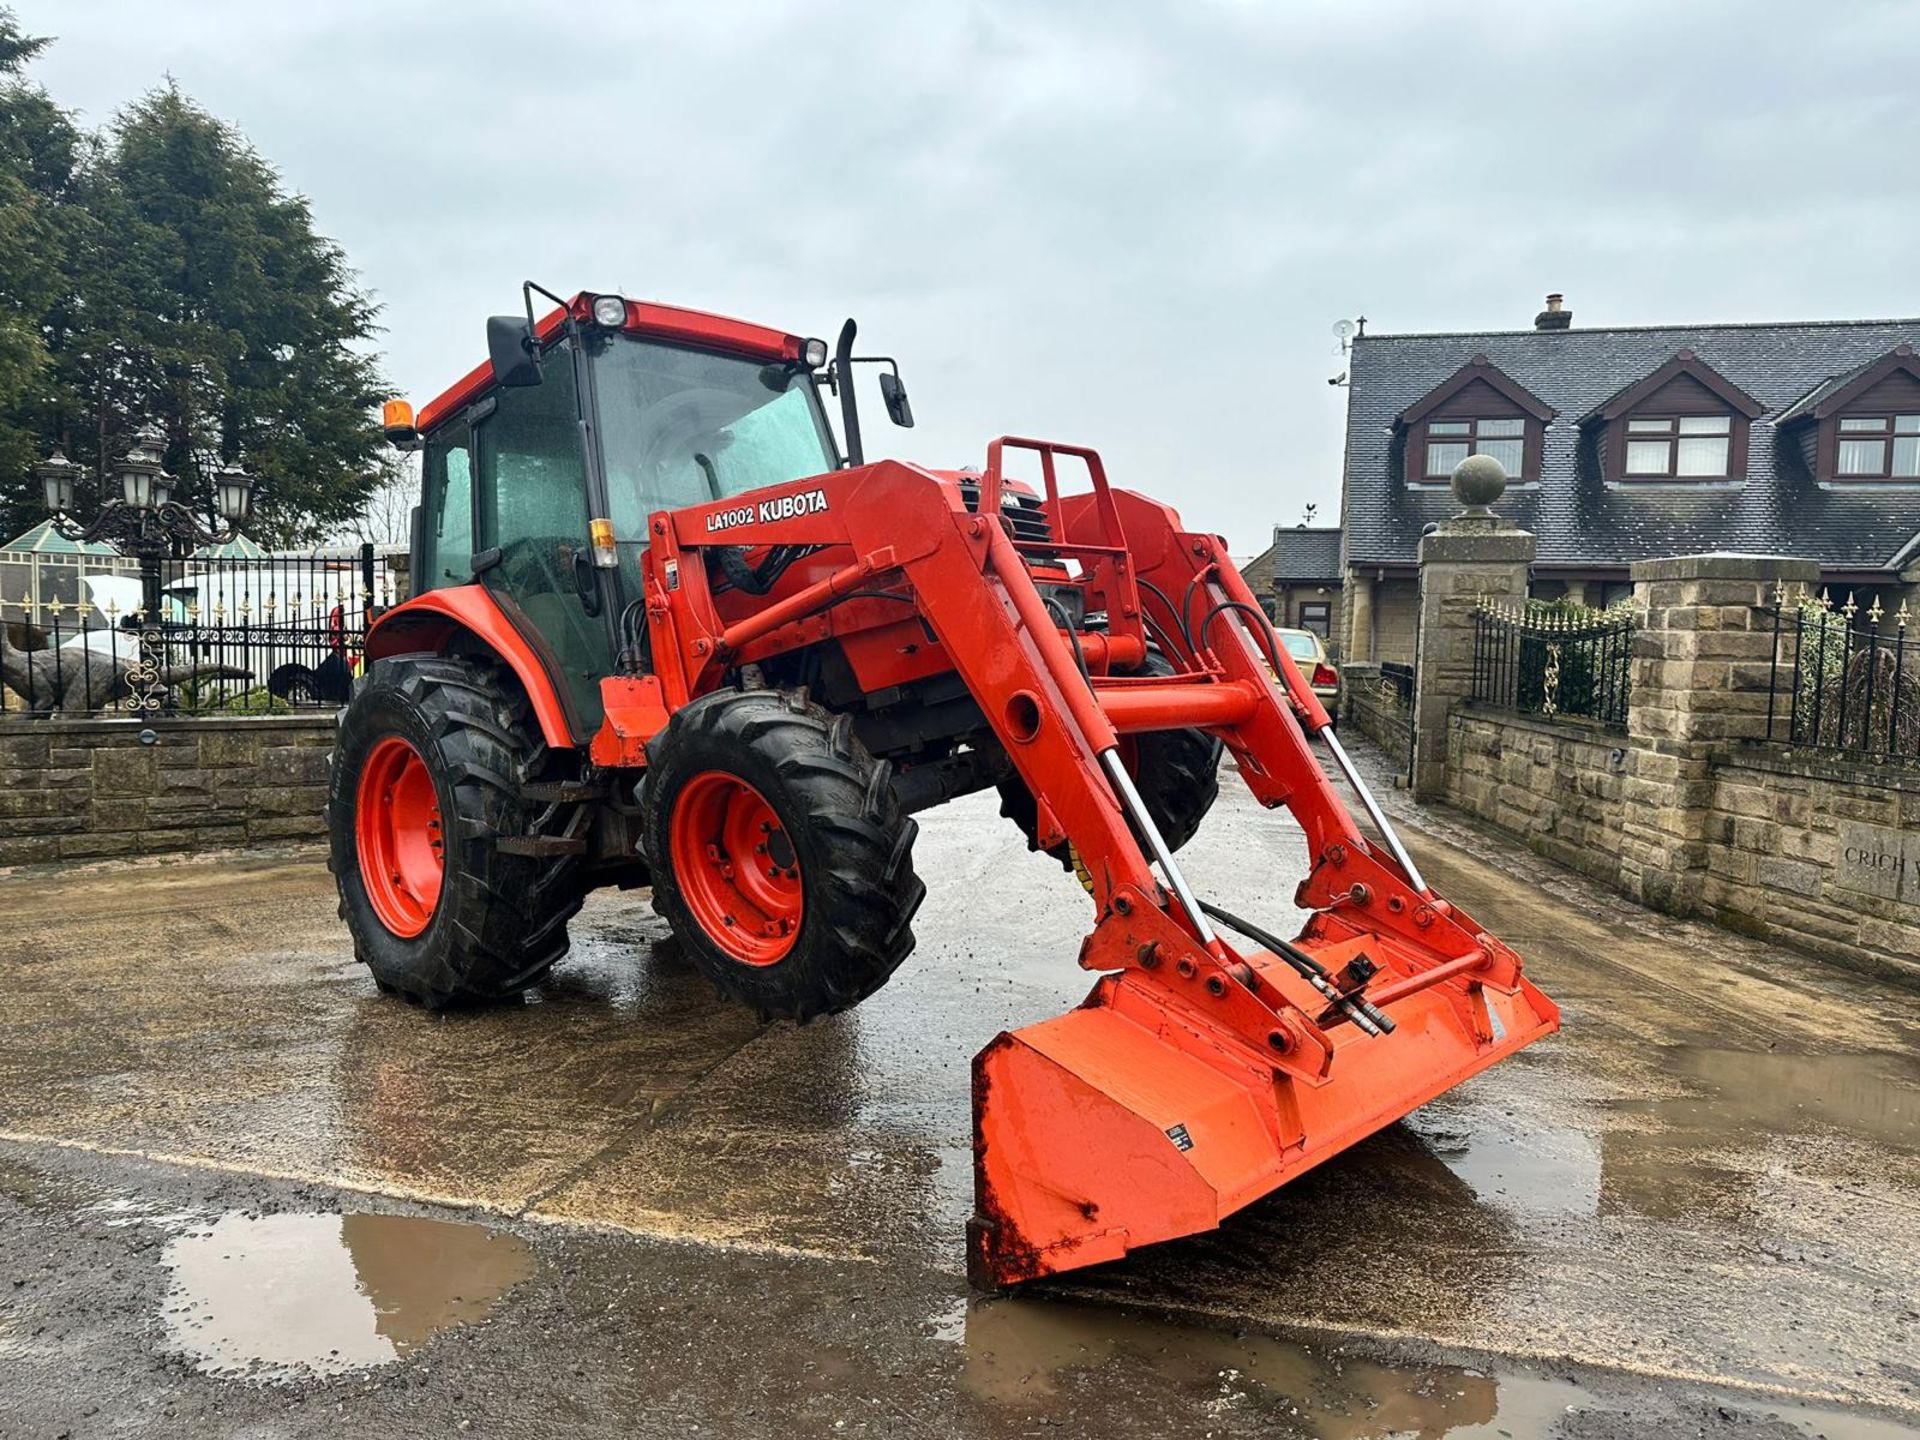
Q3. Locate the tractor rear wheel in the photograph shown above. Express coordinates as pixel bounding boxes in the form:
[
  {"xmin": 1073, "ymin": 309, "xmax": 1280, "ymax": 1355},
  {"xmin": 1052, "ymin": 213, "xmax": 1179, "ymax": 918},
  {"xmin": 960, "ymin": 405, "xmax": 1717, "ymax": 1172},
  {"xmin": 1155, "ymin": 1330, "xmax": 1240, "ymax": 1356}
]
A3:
[
  {"xmin": 641, "ymin": 689, "xmax": 924, "ymax": 1022},
  {"xmin": 329, "ymin": 656, "xmax": 587, "ymax": 1007},
  {"xmin": 999, "ymin": 652, "xmax": 1222, "ymax": 864}
]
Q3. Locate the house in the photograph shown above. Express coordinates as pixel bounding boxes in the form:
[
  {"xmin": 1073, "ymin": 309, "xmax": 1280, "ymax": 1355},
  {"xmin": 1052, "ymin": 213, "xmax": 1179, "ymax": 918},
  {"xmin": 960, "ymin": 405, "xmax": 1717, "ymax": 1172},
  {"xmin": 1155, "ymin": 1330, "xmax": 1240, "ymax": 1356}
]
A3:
[
  {"xmin": 1337, "ymin": 296, "xmax": 1920, "ymax": 664},
  {"xmin": 1268, "ymin": 526, "xmax": 1342, "ymax": 643}
]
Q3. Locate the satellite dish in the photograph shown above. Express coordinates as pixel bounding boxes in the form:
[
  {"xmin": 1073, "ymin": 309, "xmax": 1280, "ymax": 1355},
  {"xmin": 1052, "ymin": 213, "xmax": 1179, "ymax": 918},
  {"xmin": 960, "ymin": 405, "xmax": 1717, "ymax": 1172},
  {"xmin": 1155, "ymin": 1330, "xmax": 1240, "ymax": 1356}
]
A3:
[{"xmin": 1332, "ymin": 318, "xmax": 1356, "ymax": 342}]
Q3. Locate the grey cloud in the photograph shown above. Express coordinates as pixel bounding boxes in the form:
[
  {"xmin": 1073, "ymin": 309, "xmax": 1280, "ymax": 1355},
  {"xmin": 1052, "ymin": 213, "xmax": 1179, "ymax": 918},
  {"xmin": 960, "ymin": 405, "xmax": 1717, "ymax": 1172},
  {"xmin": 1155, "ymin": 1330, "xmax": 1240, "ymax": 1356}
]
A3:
[{"xmin": 21, "ymin": 0, "xmax": 1920, "ymax": 548}]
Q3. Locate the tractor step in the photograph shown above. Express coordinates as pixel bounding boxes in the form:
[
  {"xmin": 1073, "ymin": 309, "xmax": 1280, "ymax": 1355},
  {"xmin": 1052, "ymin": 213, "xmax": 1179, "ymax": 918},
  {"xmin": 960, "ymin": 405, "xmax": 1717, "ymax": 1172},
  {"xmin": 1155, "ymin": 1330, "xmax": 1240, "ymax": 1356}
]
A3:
[
  {"xmin": 519, "ymin": 780, "xmax": 607, "ymax": 803},
  {"xmin": 495, "ymin": 834, "xmax": 589, "ymax": 857}
]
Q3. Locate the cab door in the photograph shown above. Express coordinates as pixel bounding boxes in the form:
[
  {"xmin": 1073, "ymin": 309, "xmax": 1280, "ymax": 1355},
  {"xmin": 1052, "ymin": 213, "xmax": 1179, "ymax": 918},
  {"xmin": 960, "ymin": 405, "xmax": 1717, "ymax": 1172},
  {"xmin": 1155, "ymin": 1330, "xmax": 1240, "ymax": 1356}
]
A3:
[{"xmin": 470, "ymin": 350, "xmax": 616, "ymax": 735}]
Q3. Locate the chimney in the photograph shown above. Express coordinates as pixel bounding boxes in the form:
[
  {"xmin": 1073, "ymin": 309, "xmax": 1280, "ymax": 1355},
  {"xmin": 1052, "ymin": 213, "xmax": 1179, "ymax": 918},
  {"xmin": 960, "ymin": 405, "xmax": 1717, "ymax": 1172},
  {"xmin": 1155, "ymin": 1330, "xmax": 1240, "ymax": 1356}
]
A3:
[{"xmin": 1534, "ymin": 292, "xmax": 1572, "ymax": 331}]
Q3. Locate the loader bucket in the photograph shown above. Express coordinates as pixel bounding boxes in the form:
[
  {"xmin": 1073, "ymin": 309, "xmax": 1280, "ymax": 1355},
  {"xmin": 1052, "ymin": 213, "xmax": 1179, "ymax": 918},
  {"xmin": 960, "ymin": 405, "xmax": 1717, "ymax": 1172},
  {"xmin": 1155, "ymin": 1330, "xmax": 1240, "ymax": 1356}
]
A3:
[{"xmin": 969, "ymin": 959, "xmax": 1559, "ymax": 1286}]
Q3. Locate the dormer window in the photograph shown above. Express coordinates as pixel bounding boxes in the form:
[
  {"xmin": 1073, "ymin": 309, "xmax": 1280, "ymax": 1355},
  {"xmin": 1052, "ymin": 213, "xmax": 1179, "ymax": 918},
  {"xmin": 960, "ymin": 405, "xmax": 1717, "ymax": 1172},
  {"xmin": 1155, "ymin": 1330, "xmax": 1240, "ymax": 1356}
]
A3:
[
  {"xmin": 1623, "ymin": 415, "xmax": 1733, "ymax": 478},
  {"xmin": 1834, "ymin": 414, "xmax": 1920, "ymax": 479},
  {"xmin": 1396, "ymin": 356, "xmax": 1553, "ymax": 487},
  {"xmin": 1424, "ymin": 418, "xmax": 1525, "ymax": 479},
  {"xmin": 1581, "ymin": 350, "xmax": 1762, "ymax": 485}
]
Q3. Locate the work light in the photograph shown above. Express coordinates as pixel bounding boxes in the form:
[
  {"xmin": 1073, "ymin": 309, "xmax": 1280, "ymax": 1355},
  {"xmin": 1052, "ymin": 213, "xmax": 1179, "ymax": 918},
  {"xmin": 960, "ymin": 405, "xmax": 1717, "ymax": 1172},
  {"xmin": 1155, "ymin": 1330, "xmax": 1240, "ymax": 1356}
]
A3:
[
  {"xmin": 591, "ymin": 294, "xmax": 628, "ymax": 328},
  {"xmin": 802, "ymin": 337, "xmax": 828, "ymax": 368}
]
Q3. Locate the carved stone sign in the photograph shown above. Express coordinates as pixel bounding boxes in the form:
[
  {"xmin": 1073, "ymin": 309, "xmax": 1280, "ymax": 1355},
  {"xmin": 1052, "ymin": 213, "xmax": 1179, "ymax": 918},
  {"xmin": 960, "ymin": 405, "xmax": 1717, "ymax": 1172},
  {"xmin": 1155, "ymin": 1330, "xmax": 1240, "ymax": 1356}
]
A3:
[{"xmin": 1834, "ymin": 822, "xmax": 1917, "ymax": 903}]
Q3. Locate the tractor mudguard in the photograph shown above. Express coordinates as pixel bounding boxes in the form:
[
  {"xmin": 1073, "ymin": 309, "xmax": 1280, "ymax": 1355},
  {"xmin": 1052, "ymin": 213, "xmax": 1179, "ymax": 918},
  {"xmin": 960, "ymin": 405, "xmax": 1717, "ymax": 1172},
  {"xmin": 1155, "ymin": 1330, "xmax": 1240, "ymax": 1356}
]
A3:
[{"xmin": 364, "ymin": 585, "xmax": 577, "ymax": 749}]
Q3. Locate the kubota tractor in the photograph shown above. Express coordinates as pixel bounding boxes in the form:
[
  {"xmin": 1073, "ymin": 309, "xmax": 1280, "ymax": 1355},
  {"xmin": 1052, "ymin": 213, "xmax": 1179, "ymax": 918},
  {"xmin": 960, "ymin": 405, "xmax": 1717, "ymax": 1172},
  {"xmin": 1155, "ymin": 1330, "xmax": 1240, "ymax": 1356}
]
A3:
[{"xmin": 331, "ymin": 285, "xmax": 1558, "ymax": 1285}]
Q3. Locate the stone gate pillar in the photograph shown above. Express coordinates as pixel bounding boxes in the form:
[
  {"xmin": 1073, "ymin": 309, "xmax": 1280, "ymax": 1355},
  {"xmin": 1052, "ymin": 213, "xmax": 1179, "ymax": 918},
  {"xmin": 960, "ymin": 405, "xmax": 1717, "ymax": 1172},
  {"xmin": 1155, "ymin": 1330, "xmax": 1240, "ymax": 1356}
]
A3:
[
  {"xmin": 1615, "ymin": 552, "xmax": 1818, "ymax": 913},
  {"xmin": 1411, "ymin": 457, "xmax": 1535, "ymax": 799}
]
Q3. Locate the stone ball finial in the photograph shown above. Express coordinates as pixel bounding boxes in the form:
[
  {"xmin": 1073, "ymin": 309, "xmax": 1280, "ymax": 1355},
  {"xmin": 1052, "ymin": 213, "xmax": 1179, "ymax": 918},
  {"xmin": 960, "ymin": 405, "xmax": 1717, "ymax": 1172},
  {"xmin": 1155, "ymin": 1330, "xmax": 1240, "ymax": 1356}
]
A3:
[{"xmin": 1451, "ymin": 453, "xmax": 1508, "ymax": 515}]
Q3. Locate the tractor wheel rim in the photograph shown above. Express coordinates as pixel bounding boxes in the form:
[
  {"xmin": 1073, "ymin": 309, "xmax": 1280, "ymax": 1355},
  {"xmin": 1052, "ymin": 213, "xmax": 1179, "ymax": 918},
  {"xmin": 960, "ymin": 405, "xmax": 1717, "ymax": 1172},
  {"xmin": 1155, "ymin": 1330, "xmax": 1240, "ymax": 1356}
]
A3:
[
  {"xmin": 669, "ymin": 770, "xmax": 802, "ymax": 966},
  {"xmin": 356, "ymin": 735, "xmax": 444, "ymax": 939}
]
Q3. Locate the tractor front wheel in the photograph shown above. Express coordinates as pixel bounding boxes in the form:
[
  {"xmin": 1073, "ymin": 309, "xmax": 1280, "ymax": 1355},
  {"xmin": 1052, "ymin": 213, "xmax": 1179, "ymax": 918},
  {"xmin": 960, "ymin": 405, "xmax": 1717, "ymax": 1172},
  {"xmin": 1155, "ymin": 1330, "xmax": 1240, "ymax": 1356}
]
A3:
[
  {"xmin": 329, "ymin": 656, "xmax": 586, "ymax": 1007},
  {"xmin": 641, "ymin": 689, "xmax": 924, "ymax": 1022}
]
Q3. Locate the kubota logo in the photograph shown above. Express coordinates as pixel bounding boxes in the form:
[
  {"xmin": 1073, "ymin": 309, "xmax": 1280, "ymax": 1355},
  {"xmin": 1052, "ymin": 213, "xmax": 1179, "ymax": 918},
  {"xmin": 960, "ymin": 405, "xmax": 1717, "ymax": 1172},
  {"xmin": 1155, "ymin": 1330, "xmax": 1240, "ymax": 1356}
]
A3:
[{"xmin": 706, "ymin": 488, "xmax": 829, "ymax": 532}]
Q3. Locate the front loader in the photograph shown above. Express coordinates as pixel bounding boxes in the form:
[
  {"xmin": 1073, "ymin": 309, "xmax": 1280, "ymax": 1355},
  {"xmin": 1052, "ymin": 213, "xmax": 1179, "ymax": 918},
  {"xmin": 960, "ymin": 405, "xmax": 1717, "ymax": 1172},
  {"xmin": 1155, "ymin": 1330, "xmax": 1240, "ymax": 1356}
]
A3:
[{"xmin": 331, "ymin": 286, "xmax": 1558, "ymax": 1285}]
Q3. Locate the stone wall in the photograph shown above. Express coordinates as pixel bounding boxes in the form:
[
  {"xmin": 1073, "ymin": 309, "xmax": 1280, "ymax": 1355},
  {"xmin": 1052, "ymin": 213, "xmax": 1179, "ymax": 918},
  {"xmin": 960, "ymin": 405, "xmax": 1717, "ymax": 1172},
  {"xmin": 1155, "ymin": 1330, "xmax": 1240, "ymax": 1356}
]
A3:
[
  {"xmin": 1371, "ymin": 578, "xmax": 1419, "ymax": 665},
  {"xmin": 1272, "ymin": 583, "xmax": 1342, "ymax": 650},
  {"xmin": 1445, "ymin": 710, "xmax": 1920, "ymax": 985},
  {"xmin": 1424, "ymin": 546, "xmax": 1920, "ymax": 986},
  {"xmin": 0, "ymin": 714, "xmax": 334, "ymax": 865},
  {"xmin": 1341, "ymin": 661, "xmax": 1413, "ymax": 763},
  {"xmin": 1702, "ymin": 748, "xmax": 1920, "ymax": 984},
  {"xmin": 1446, "ymin": 708, "xmax": 1630, "ymax": 886}
]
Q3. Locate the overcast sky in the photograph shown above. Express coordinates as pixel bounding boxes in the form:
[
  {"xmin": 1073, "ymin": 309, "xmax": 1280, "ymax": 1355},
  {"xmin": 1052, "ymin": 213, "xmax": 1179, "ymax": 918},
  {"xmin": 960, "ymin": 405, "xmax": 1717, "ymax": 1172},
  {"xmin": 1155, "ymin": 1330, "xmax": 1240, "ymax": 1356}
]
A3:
[{"xmin": 17, "ymin": 0, "xmax": 1920, "ymax": 551}]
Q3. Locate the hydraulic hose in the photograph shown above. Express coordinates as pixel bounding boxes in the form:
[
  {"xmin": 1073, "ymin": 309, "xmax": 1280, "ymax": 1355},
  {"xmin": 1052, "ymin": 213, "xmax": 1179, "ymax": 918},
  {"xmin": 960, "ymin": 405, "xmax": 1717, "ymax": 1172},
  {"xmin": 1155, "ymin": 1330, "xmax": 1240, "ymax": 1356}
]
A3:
[{"xmin": 1198, "ymin": 899, "xmax": 1395, "ymax": 1038}]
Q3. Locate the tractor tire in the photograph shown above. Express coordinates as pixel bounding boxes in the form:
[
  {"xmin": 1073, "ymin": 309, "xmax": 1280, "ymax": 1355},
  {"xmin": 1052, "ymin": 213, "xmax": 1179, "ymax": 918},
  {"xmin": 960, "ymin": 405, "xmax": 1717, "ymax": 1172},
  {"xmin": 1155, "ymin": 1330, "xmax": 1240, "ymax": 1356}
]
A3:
[
  {"xmin": 640, "ymin": 688, "xmax": 924, "ymax": 1023},
  {"xmin": 999, "ymin": 652, "xmax": 1223, "ymax": 865},
  {"xmin": 329, "ymin": 655, "xmax": 587, "ymax": 1008}
]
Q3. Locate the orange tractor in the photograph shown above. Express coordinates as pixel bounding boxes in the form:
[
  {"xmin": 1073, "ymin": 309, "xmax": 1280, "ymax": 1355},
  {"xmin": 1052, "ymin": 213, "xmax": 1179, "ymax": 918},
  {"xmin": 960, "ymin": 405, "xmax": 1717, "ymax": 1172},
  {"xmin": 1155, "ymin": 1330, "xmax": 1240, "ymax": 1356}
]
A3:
[{"xmin": 332, "ymin": 286, "xmax": 1558, "ymax": 1285}]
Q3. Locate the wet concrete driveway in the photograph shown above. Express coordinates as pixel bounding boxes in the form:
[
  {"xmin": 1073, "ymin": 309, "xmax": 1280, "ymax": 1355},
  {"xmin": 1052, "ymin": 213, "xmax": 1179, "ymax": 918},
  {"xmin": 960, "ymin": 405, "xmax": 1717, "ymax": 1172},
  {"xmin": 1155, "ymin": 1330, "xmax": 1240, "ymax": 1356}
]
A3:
[{"xmin": 0, "ymin": 740, "xmax": 1915, "ymax": 1437}]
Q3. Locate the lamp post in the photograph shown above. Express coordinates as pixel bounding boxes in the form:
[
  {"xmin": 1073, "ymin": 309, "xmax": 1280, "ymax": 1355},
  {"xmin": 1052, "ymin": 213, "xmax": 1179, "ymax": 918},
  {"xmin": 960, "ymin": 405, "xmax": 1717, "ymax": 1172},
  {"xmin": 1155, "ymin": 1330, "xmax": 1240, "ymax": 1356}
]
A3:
[{"xmin": 39, "ymin": 424, "xmax": 258, "ymax": 618}]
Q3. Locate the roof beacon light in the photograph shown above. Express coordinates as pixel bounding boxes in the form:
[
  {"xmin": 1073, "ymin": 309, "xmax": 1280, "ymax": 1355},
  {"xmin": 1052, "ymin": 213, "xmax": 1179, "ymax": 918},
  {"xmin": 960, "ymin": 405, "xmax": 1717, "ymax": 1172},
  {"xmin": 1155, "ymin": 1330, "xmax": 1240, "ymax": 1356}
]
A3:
[
  {"xmin": 381, "ymin": 398, "xmax": 417, "ymax": 445},
  {"xmin": 589, "ymin": 516, "xmax": 619, "ymax": 569},
  {"xmin": 802, "ymin": 337, "xmax": 829, "ymax": 369},
  {"xmin": 590, "ymin": 294, "xmax": 628, "ymax": 329}
]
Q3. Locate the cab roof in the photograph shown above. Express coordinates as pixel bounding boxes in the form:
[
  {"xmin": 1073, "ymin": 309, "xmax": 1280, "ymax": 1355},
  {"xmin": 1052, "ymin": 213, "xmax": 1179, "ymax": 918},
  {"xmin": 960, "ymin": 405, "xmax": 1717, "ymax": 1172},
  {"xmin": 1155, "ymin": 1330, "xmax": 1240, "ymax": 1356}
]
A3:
[{"xmin": 414, "ymin": 294, "xmax": 808, "ymax": 433}]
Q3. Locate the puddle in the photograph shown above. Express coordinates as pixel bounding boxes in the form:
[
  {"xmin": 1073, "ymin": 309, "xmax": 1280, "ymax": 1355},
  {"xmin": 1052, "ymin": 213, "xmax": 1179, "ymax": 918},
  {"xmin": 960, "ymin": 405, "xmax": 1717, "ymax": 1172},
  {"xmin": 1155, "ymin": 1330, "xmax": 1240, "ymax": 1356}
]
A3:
[
  {"xmin": 958, "ymin": 1296, "xmax": 1920, "ymax": 1438},
  {"xmin": 1408, "ymin": 1045, "xmax": 1920, "ymax": 1226},
  {"xmin": 964, "ymin": 1297, "xmax": 1517, "ymax": 1436},
  {"xmin": 1644, "ymin": 1046, "xmax": 1920, "ymax": 1146},
  {"xmin": 1408, "ymin": 1112, "xmax": 1602, "ymax": 1218},
  {"xmin": 161, "ymin": 1211, "xmax": 533, "ymax": 1379}
]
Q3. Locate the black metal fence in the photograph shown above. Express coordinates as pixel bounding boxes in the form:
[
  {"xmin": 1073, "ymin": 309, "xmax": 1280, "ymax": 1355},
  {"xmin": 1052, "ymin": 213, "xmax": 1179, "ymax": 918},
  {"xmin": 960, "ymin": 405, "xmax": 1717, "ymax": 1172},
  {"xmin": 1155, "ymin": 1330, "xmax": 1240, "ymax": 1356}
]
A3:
[
  {"xmin": 1767, "ymin": 591, "xmax": 1918, "ymax": 765},
  {"xmin": 0, "ymin": 544, "xmax": 400, "ymax": 717},
  {"xmin": 1471, "ymin": 601, "xmax": 1634, "ymax": 730}
]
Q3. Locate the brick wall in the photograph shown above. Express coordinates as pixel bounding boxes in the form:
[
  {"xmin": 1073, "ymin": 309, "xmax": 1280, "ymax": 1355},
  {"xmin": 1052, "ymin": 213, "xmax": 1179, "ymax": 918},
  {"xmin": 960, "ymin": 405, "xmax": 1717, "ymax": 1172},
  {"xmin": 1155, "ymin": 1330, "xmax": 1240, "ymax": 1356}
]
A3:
[{"xmin": 0, "ymin": 714, "xmax": 334, "ymax": 865}]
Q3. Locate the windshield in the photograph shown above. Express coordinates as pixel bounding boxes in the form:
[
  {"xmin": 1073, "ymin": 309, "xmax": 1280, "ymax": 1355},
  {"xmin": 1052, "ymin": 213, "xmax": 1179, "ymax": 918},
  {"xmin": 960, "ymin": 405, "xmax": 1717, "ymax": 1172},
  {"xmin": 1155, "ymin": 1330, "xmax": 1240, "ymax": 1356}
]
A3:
[
  {"xmin": 1279, "ymin": 631, "xmax": 1321, "ymax": 661},
  {"xmin": 589, "ymin": 333, "xmax": 838, "ymax": 538}
]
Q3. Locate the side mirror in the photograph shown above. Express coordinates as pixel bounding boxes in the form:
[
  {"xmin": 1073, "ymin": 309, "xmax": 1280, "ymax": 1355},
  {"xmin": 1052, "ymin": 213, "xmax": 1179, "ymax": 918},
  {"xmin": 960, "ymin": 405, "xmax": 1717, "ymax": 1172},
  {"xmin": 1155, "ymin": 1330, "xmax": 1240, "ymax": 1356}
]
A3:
[
  {"xmin": 878, "ymin": 371, "xmax": 914, "ymax": 428},
  {"xmin": 487, "ymin": 315, "xmax": 543, "ymax": 388}
]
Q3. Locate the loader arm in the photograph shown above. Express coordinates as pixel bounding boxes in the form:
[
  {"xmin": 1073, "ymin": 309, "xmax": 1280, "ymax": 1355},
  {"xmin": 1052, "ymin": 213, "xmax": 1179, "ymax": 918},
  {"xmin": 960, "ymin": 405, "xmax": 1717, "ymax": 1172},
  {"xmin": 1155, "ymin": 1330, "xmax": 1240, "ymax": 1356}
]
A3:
[{"xmin": 646, "ymin": 445, "xmax": 1558, "ymax": 1284}]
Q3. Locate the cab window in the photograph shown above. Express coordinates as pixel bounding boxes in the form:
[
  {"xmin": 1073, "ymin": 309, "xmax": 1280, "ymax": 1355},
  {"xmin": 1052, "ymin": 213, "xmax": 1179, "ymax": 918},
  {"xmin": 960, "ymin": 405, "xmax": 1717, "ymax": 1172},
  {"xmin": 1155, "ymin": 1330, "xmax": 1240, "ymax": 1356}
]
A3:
[
  {"xmin": 420, "ymin": 421, "xmax": 473, "ymax": 588},
  {"xmin": 590, "ymin": 333, "xmax": 837, "ymax": 539}
]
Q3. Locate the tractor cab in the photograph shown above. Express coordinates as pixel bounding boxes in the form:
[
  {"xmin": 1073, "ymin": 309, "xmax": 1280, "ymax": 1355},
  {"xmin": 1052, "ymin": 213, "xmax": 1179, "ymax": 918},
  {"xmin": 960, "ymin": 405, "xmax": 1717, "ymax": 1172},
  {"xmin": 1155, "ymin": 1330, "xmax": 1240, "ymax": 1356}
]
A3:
[{"xmin": 388, "ymin": 291, "xmax": 908, "ymax": 733}]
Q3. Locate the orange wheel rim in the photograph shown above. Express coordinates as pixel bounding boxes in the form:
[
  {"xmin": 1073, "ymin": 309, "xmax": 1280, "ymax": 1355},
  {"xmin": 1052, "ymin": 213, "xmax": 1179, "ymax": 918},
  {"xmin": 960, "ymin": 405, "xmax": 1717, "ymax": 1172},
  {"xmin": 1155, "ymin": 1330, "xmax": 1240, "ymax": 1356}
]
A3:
[
  {"xmin": 668, "ymin": 770, "xmax": 802, "ymax": 966},
  {"xmin": 356, "ymin": 735, "xmax": 445, "ymax": 938}
]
